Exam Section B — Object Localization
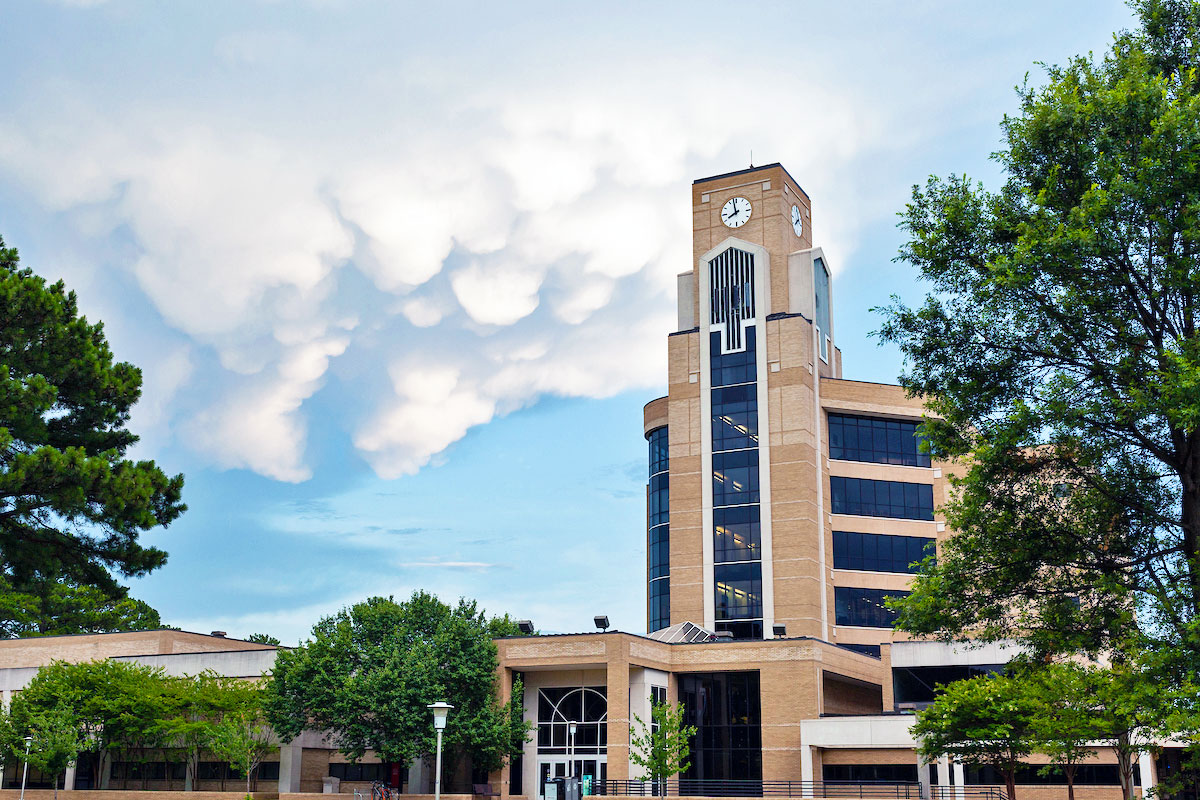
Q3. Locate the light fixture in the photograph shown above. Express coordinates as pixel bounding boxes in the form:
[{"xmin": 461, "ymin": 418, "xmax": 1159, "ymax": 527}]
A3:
[
  {"xmin": 594, "ymin": 615, "xmax": 610, "ymax": 631},
  {"xmin": 428, "ymin": 703, "xmax": 454, "ymax": 800},
  {"xmin": 773, "ymin": 623, "xmax": 787, "ymax": 639},
  {"xmin": 20, "ymin": 735, "xmax": 32, "ymax": 800},
  {"xmin": 517, "ymin": 620, "xmax": 535, "ymax": 634},
  {"xmin": 568, "ymin": 721, "xmax": 578, "ymax": 778}
]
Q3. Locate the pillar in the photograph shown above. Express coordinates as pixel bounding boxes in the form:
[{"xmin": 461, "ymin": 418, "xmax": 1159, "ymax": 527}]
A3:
[
  {"xmin": 800, "ymin": 746, "xmax": 814, "ymax": 798},
  {"xmin": 952, "ymin": 761, "xmax": 965, "ymax": 800},
  {"xmin": 936, "ymin": 757, "xmax": 950, "ymax": 789},
  {"xmin": 64, "ymin": 763, "xmax": 77, "ymax": 791},
  {"xmin": 917, "ymin": 756, "xmax": 933, "ymax": 800},
  {"xmin": 604, "ymin": 640, "xmax": 631, "ymax": 781},
  {"xmin": 278, "ymin": 741, "xmax": 303, "ymax": 793},
  {"xmin": 1139, "ymin": 752, "xmax": 1157, "ymax": 798}
]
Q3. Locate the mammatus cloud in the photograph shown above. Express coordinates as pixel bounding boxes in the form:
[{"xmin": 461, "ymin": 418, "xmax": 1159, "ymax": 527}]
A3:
[{"xmin": 0, "ymin": 52, "xmax": 900, "ymax": 483}]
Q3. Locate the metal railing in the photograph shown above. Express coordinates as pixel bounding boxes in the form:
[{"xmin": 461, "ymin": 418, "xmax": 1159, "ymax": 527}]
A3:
[
  {"xmin": 590, "ymin": 779, "xmax": 922, "ymax": 798},
  {"xmin": 930, "ymin": 788, "xmax": 1008, "ymax": 800}
]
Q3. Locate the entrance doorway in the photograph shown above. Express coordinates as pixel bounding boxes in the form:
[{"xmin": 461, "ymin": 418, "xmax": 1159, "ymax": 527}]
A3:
[{"xmin": 536, "ymin": 758, "xmax": 607, "ymax": 798}]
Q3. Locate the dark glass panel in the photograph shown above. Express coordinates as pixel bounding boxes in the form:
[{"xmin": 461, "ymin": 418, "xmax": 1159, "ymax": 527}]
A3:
[
  {"xmin": 713, "ymin": 505, "xmax": 761, "ymax": 563},
  {"xmin": 714, "ymin": 562, "xmax": 763, "ymax": 620},
  {"xmin": 711, "ymin": 383, "xmax": 759, "ymax": 452},
  {"xmin": 830, "ymin": 477, "xmax": 934, "ymax": 521},
  {"xmin": 709, "ymin": 328, "xmax": 758, "ymax": 387},
  {"xmin": 834, "ymin": 586, "xmax": 910, "ymax": 628},
  {"xmin": 648, "ymin": 426, "xmax": 669, "ymax": 476},
  {"xmin": 827, "ymin": 413, "xmax": 931, "ymax": 467},
  {"xmin": 713, "ymin": 449, "xmax": 760, "ymax": 506}
]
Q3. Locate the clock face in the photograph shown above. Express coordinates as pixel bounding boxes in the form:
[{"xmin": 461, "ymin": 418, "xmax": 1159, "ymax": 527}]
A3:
[
  {"xmin": 791, "ymin": 205, "xmax": 804, "ymax": 237},
  {"xmin": 721, "ymin": 196, "xmax": 752, "ymax": 228}
]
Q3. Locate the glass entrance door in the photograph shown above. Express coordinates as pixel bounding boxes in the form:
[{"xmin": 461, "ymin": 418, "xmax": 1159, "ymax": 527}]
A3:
[{"xmin": 537, "ymin": 759, "xmax": 607, "ymax": 798}]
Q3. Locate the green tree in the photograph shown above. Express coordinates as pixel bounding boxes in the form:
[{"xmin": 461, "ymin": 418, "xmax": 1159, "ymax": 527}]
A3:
[
  {"xmin": 244, "ymin": 633, "xmax": 280, "ymax": 646},
  {"xmin": 266, "ymin": 592, "xmax": 531, "ymax": 780},
  {"xmin": 156, "ymin": 671, "xmax": 238, "ymax": 791},
  {"xmin": 0, "ymin": 236, "xmax": 185, "ymax": 623},
  {"xmin": 1088, "ymin": 665, "xmax": 1160, "ymax": 800},
  {"xmin": 629, "ymin": 700, "xmax": 697, "ymax": 799},
  {"xmin": 1021, "ymin": 663, "xmax": 1103, "ymax": 800},
  {"xmin": 876, "ymin": 0, "xmax": 1200, "ymax": 680},
  {"xmin": 11, "ymin": 659, "xmax": 169, "ymax": 788},
  {"xmin": 912, "ymin": 673, "xmax": 1040, "ymax": 800},
  {"xmin": 0, "ymin": 577, "xmax": 164, "ymax": 638},
  {"xmin": 207, "ymin": 680, "xmax": 276, "ymax": 796}
]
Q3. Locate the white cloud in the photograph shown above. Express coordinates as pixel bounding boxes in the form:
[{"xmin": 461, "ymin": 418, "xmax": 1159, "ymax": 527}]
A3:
[{"xmin": 0, "ymin": 38, "xmax": 914, "ymax": 482}]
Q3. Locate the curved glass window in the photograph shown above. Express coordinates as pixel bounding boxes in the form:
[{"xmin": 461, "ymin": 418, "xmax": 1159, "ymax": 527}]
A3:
[
  {"xmin": 830, "ymin": 477, "xmax": 933, "ymax": 521},
  {"xmin": 537, "ymin": 686, "xmax": 607, "ymax": 755},
  {"xmin": 828, "ymin": 413, "xmax": 930, "ymax": 467},
  {"xmin": 647, "ymin": 426, "xmax": 670, "ymax": 632},
  {"xmin": 649, "ymin": 578, "xmax": 670, "ymax": 632}
]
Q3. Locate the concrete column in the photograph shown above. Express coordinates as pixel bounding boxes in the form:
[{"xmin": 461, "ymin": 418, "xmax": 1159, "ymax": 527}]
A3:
[
  {"xmin": 409, "ymin": 757, "xmax": 429, "ymax": 794},
  {"xmin": 64, "ymin": 763, "xmax": 77, "ymax": 791},
  {"xmin": 278, "ymin": 740, "xmax": 303, "ymax": 793},
  {"xmin": 1139, "ymin": 752, "xmax": 1157, "ymax": 797},
  {"xmin": 936, "ymin": 757, "xmax": 950, "ymax": 789},
  {"xmin": 917, "ymin": 757, "xmax": 933, "ymax": 800},
  {"xmin": 800, "ymin": 746, "xmax": 814, "ymax": 798},
  {"xmin": 952, "ymin": 761, "xmax": 965, "ymax": 800}
]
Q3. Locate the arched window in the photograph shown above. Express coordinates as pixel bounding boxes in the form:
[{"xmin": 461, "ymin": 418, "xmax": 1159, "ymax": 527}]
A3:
[{"xmin": 536, "ymin": 687, "xmax": 608, "ymax": 754}]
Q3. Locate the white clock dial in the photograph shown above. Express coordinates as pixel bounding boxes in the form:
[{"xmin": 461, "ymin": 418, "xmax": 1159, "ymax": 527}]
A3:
[
  {"xmin": 791, "ymin": 204, "xmax": 804, "ymax": 237},
  {"xmin": 721, "ymin": 196, "xmax": 752, "ymax": 228}
]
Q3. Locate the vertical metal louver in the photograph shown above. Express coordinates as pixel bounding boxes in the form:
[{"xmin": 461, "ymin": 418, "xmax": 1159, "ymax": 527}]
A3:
[{"xmin": 709, "ymin": 248, "xmax": 756, "ymax": 353}]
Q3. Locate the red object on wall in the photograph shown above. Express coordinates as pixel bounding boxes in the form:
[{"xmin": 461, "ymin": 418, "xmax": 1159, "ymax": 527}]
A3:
[{"xmin": 390, "ymin": 763, "xmax": 402, "ymax": 789}]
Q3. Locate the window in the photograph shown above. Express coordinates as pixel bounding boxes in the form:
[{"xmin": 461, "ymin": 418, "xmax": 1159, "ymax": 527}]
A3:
[
  {"xmin": 834, "ymin": 587, "xmax": 909, "ymax": 628},
  {"xmin": 258, "ymin": 763, "xmax": 280, "ymax": 781},
  {"xmin": 715, "ymin": 620, "xmax": 763, "ymax": 640},
  {"xmin": 712, "ymin": 384, "xmax": 758, "ymax": 452},
  {"xmin": 814, "ymin": 257, "xmax": 831, "ymax": 362},
  {"xmin": 828, "ymin": 413, "xmax": 930, "ymax": 467},
  {"xmin": 714, "ymin": 562, "xmax": 763, "ymax": 620},
  {"xmin": 714, "ymin": 506, "xmax": 760, "ymax": 563},
  {"xmin": 823, "ymin": 765, "xmax": 919, "ymax": 783},
  {"xmin": 713, "ymin": 450, "xmax": 760, "ymax": 506},
  {"xmin": 964, "ymin": 765, "xmax": 1135, "ymax": 786},
  {"xmin": 329, "ymin": 764, "xmax": 386, "ymax": 782},
  {"xmin": 679, "ymin": 672, "xmax": 762, "ymax": 783},
  {"xmin": 649, "ymin": 427, "xmax": 669, "ymax": 477},
  {"xmin": 833, "ymin": 532, "xmax": 935, "ymax": 573},
  {"xmin": 830, "ymin": 477, "xmax": 933, "ymax": 521},
  {"xmin": 892, "ymin": 665, "xmax": 1005, "ymax": 704},
  {"xmin": 837, "ymin": 643, "xmax": 882, "ymax": 658},
  {"xmin": 647, "ymin": 426, "xmax": 670, "ymax": 632},
  {"xmin": 710, "ymin": 328, "xmax": 757, "ymax": 387},
  {"xmin": 649, "ymin": 578, "xmax": 670, "ymax": 632},
  {"xmin": 537, "ymin": 687, "xmax": 607, "ymax": 755}
]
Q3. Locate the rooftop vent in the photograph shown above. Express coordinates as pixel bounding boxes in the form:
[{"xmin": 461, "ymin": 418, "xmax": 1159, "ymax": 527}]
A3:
[{"xmin": 210, "ymin": 630, "xmax": 227, "ymax": 638}]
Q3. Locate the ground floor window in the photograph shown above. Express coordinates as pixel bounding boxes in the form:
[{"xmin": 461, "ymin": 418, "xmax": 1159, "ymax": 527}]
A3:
[
  {"xmin": 823, "ymin": 764, "xmax": 918, "ymax": 783},
  {"xmin": 678, "ymin": 671, "xmax": 762, "ymax": 783}
]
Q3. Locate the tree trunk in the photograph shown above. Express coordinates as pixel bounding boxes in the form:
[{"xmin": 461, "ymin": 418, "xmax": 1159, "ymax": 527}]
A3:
[
  {"xmin": 1116, "ymin": 741, "xmax": 1136, "ymax": 800},
  {"xmin": 1065, "ymin": 765, "xmax": 1076, "ymax": 800},
  {"xmin": 1003, "ymin": 768, "xmax": 1018, "ymax": 800}
]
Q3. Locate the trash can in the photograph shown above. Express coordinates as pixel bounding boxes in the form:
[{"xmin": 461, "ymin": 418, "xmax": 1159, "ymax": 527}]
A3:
[
  {"xmin": 544, "ymin": 777, "xmax": 565, "ymax": 800},
  {"xmin": 563, "ymin": 776, "xmax": 581, "ymax": 800}
]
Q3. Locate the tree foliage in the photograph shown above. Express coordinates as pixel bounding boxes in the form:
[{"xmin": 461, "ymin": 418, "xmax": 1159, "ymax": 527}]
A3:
[
  {"xmin": 0, "ymin": 577, "xmax": 164, "ymax": 638},
  {"xmin": 913, "ymin": 673, "xmax": 1040, "ymax": 800},
  {"xmin": 0, "ymin": 236, "xmax": 185, "ymax": 620},
  {"xmin": 629, "ymin": 700, "xmax": 697, "ymax": 798},
  {"xmin": 206, "ymin": 680, "xmax": 276, "ymax": 796},
  {"xmin": 265, "ymin": 592, "xmax": 531, "ymax": 775},
  {"xmin": 876, "ymin": 0, "xmax": 1200, "ymax": 685},
  {"xmin": 244, "ymin": 633, "xmax": 280, "ymax": 646}
]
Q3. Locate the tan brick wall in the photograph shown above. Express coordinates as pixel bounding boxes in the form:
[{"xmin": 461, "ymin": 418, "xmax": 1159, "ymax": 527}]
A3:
[
  {"xmin": 667, "ymin": 330, "xmax": 703, "ymax": 628},
  {"xmin": 0, "ymin": 631, "xmax": 275, "ymax": 668},
  {"xmin": 821, "ymin": 674, "xmax": 883, "ymax": 716}
]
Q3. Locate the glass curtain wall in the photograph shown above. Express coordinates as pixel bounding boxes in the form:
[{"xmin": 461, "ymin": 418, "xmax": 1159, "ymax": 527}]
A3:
[
  {"xmin": 648, "ymin": 426, "xmax": 670, "ymax": 632},
  {"xmin": 711, "ymin": 324, "xmax": 763, "ymax": 640}
]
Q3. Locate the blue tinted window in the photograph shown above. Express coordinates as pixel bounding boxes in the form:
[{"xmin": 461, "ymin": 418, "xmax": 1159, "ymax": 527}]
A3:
[
  {"xmin": 648, "ymin": 578, "xmax": 670, "ymax": 632},
  {"xmin": 649, "ymin": 525, "xmax": 670, "ymax": 579},
  {"xmin": 649, "ymin": 473, "xmax": 670, "ymax": 527},
  {"xmin": 714, "ymin": 562, "xmax": 763, "ymax": 620},
  {"xmin": 833, "ymin": 531, "xmax": 935, "ymax": 573},
  {"xmin": 828, "ymin": 414, "xmax": 930, "ymax": 467},
  {"xmin": 814, "ymin": 257, "xmax": 831, "ymax": 362},
  {"xmin": 714, "ymin": 506, "xmax": 760, "ymax": 563},
  {"xmin": 830, "ymin": 477, "xmax": 934, "ymax": 521},
  {"xmin": 649, "ymin": 427, "xmax": 669, "ymax": 476},
  {"xmin": 834, "ymin": 587, "xmax": 910, "ymax": 628},
  {"xmin": 713, "ymin": 449, "xmax": 760, "ymax": 506},
  {"xmin": 712, "ymin": 383, "xmax": 758, "ymax": 452},
  {"xmin": 710, "ymin": 327, "xmax": 757, "ymax": 387}
]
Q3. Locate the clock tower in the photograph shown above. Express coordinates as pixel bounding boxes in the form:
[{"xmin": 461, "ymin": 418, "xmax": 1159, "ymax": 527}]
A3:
[{"xmin": 645, "ymin": 163, "xmax": 839, "ymax": 641}]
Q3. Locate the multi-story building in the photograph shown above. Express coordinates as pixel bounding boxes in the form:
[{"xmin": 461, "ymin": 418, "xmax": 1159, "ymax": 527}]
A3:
[{"xmin": 493, "ymin": 164, "xmax": 1161, "ymax": 800}]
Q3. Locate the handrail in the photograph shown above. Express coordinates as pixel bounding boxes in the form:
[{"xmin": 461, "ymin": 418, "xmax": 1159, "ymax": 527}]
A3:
[{"xmin": 589, "ymin": 779, "xmax": 922, "ymax": 798}]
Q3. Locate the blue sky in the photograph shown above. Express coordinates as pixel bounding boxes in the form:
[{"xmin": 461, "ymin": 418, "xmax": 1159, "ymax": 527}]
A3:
[{"xmin": 0, "ymin": 0, "xmax": 1137, "ymax": 644}]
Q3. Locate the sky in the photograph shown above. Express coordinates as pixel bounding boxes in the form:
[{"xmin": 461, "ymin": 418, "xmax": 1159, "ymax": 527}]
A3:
[{"xmin": 0, "ymin": 0, "xmax": 1138, "ymax": 645}]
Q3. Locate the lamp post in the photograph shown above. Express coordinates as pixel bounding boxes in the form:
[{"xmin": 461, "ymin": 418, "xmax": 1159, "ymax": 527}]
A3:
[
  {"xmin": 19, "ymin": 735, "xmax": 32, "ymax": 800},
  {"xmin": 567, "ymin": 722, "xmax": 577, "ymax": 779},
  {"xmin": 428, "ymin": 702, "xmax": 454, "ymax": 800}
]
